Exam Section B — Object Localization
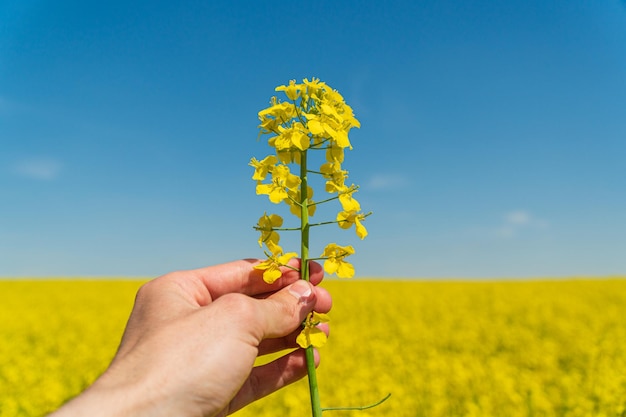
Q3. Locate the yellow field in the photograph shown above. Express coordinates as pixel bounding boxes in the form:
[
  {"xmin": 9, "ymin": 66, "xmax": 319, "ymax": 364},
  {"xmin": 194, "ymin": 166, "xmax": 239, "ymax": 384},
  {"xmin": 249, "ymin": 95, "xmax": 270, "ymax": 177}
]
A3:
[{"xmin": 1, "ymin": 278, "xmax": 626, "ymax": 417}]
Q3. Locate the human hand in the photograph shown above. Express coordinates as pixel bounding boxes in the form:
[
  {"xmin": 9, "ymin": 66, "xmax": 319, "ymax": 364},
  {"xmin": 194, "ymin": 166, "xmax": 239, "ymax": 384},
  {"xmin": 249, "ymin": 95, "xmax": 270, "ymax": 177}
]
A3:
[{"xmin": 49, "ymin": 259, "xmax": 331, "ymax": 417}]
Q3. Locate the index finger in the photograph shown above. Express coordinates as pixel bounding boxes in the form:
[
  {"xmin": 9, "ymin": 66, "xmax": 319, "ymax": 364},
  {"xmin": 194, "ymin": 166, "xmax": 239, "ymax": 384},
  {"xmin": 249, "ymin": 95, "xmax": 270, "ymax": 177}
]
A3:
[{"xmin": 190, "ymin": 258, "xmax": 324, "ymax": 300}]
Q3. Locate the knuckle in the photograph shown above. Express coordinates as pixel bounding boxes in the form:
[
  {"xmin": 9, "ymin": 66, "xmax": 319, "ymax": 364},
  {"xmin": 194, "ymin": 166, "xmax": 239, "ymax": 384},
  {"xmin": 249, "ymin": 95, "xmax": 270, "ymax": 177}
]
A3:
[{"xmin": 216, "ymin": 293, "xmax": 258, "ymax": 323}]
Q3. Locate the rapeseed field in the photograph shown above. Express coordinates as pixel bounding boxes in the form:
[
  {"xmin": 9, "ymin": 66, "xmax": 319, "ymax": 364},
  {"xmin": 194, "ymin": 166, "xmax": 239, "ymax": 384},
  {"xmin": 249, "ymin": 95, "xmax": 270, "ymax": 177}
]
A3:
[{"xmin": 1, "ymin": 278, "xmax": 626, "ymax": 417}]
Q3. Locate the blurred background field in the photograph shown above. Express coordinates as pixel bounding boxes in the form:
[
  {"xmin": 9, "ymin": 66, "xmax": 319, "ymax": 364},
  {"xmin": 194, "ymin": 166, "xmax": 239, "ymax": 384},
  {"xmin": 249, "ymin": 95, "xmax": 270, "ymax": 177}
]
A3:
[{"xmin": 2, "ymin": 278, "xmax": 626, "ymax": 417}]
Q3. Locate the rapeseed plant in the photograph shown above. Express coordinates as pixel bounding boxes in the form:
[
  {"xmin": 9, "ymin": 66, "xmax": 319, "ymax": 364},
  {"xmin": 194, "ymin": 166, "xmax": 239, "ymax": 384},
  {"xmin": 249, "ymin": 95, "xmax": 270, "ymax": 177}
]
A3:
[{"xmin": 250, "ymin": 78, "xmax": 373, "ymax": 416}]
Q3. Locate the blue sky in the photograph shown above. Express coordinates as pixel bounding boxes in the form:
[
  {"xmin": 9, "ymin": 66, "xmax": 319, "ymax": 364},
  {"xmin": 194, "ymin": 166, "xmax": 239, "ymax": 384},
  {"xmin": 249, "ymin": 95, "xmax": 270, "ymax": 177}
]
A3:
[{"xmin": 1, "ymin": 0, "xmax": 625, "ymax": 278}]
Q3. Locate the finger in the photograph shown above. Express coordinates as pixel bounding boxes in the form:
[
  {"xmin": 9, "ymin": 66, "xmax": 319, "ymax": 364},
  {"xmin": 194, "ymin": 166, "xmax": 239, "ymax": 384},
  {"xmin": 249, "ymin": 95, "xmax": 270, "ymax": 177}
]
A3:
[
  {"xmin": 253, "ymin": 282, "xmax": 332, "ymax": 312},
  {"xmin": 227, "ymin": 348, "xmax": 321, "ymax": 415},
  {"xmin": 253, "ymin": 282, "xmax": 331, "ymax": 352},
  {"xmin": 257, "ymin": 280, "xmax": 318, "ymax": 339},
  {"xmin": 311, "ymin": 285, "xmax": 332, "ymax": 314},
  {"xmin": 254, "ymin": 283, "xmax": 331, "ymax": 355},
  {"xmin": 249, "ymin": 259, "xmax": 327, "ymax": 301},
  {"xmin": 190, "ymin": 259, "xmax": 325, "ymax": 301}
]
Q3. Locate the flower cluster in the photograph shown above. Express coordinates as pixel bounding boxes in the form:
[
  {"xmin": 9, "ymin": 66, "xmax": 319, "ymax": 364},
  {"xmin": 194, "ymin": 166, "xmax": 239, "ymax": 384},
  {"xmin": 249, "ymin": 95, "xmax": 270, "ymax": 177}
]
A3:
[{"xmin": 250, "ymin": 78, "xmax": 369, "ymax": 348}]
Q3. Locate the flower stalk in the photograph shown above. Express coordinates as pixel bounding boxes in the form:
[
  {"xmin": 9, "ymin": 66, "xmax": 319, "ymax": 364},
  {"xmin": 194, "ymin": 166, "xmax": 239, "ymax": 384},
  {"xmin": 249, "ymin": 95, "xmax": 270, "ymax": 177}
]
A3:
[
  {"xmin": 250, "ymin": 78, "xmax": 386, "ymax": 416},
  {"xmin": 299, "ymin": 149, "xmax": 323, "ymax": 416}
]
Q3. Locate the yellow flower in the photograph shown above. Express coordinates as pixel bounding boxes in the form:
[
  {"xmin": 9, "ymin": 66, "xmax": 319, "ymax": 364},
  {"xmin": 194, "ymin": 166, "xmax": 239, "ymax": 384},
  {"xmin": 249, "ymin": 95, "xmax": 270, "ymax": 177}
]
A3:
[
  {"xmin": 258, "ymin": 99, "xmax": 296, "ymax": 124},
  {"xmin": 256, "ymin": 165, "xmax": 301, "ymax": 203},
  {"xmin": 338, "ymin": 188, "xmax": 361, "ymax": 212},
  {"xmin": 341, "ymin": 103, "xmax": 360, "ymax": 130},
  {"xmin": 321, "ymin": 163, "xmax": 349, "ymax": 194},
  {"xmin": 337, "ymin": 210, "xmax": 368, "ymax": 239},
  {"xmin": 304, "ymin": 112, "xmax": 351, "ymax": 150},
  {"xmin": 333, "ymin": 130, "xmax": 351, "ymax": 149},
  {"xmin": 270, "ymin": 123, "xmax": 310, "ymax": 152},
  {"xmin": 320, "ymin": 161, "xmax": 348, "ymax": 193},
  {"xmin": 302, "ymin": 77, "xmax": 327, "ymax": 101},
  {"xmin": 258, "ymin": 114, "xmax": 281, "ymax": 135},
  {"xmin": 253, "ymin": 252, "xmax": 298, "ymax": 284},
  {"xmin": 321, "ymin": 243, "xmax": 355, "ymax": 278},
  {"xmin": 264, "ymin": 239, "xmax": 283, "ymax": 256},
  {"xmin": 325, "ymin": 143, "xmax": 345, "ymax": 163},
  {"xmin": 321, "ymin": 88, "xmax": 360, "ymax": 130},
  {"xmin": 296, "ymin": 311, "xmax": 330, "ymax": 349},
  {"xmin": 249, "ymin": 155, "xmax": 277, "ymax": 181},
  {"xmin": 304, "ymin": 114, "xmax": 322, "ymax": 136},
  {"xmin": 272, "ymin": 148, "xmax": 301, "ymax": 165},
  {"xmin": 256, "ymin": 213, "xmax": 283, "ymax": 248},
  {"xmin": 275, "ymin": 79, "xmax": 302, "ymax": 101},
  {"xmin": 302, "ymin": 86, "xmax": 359, "ymax": 150},
  {"xmin": 319, "ymin": 161, "xmax": 343, "ymax": 177},
  {"xmin": 320, "ymin": 103, "xmax": 343, "ymax": 124},
  {"xmin": 268, "ymin": 130, "xmax": 303, "ymax": 164},
  {"xmin": 286, "ymin": 186, "xmax": 316, "ymax": 218}
]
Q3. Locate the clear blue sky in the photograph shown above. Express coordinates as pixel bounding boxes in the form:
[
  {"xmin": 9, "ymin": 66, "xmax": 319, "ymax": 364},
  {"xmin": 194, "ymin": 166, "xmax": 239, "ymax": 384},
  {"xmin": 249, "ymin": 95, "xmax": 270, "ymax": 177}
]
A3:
[{"xmin": 2, "ymin": 0, "xmax": 625, "ymax": 278}]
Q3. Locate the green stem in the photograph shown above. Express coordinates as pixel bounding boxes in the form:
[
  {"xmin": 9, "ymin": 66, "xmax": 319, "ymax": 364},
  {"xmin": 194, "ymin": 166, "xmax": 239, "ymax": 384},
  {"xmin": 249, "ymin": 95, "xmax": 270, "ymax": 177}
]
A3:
[
  {"xmin": 254, "ymin": 226, "xmax": 302, "ymax": 232},
  {"xmin": 322, "ymin": 393, "xmax": 392, "ymax": 412},
  {"xmin": 300, "ymin": 150, "xmax": 322, "ymax": 417},
  {"xmin": 300, "ymin": 152, "xmax": 310, "ymax": 283},
  {"xmin": 309, "ymin": 185, "xmax": 360, "ymax": 207},
  {"xmin": 305, "ymin": 346, "xmax": 321, "ymax": 416}
]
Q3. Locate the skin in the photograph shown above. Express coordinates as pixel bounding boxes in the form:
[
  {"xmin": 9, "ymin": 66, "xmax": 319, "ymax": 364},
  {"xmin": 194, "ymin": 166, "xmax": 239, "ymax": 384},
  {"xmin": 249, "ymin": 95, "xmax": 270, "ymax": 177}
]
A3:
[{"xmin": 49, "ymin": 258, "xmax": 332, "ymax": 417}]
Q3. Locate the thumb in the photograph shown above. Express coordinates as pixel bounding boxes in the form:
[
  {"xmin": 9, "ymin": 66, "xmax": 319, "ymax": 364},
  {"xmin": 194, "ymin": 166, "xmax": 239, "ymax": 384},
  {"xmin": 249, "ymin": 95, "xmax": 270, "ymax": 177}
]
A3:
[{"xmin": 257, "ymin": 280, "xmax": 316, "ymax": 339}]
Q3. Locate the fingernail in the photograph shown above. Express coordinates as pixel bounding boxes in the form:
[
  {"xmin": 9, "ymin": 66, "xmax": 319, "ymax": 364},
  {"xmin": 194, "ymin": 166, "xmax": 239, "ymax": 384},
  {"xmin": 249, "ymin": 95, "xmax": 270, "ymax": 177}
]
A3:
[{"xmin": 288, "ymin": 280, "xmax": 313, "ymax": 303}]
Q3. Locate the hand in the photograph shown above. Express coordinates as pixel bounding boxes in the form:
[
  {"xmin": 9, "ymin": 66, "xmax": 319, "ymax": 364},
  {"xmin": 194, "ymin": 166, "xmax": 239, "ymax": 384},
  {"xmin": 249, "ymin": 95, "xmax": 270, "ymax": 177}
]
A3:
[{"xmin": 49, "ymin": 259, "xmax": 332, "ymax": 417}]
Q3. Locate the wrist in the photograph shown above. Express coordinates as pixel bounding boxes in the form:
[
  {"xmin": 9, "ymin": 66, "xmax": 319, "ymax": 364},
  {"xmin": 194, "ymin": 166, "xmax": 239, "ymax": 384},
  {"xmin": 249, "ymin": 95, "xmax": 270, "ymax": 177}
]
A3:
[
  {"xmin": 48, "ymin": 365, "xmax": 209, "ymax": 417},
  {"xmin": 47, "ymin": 374, "xmax": 158, "ymax": 417}
]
